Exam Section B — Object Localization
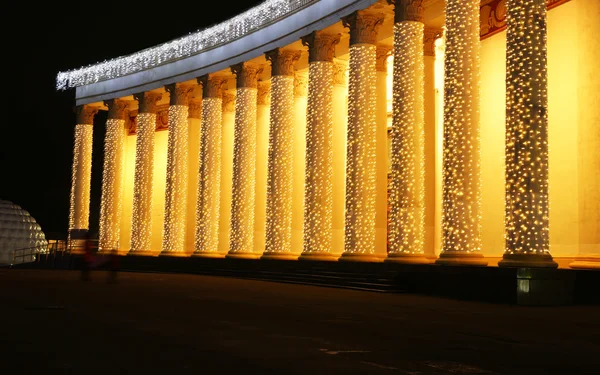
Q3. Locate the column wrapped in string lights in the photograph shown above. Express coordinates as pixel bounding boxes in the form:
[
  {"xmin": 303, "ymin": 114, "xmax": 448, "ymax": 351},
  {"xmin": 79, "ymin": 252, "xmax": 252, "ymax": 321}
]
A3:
[
  {"xmin": 386, "ymin": 1, "xmax": 428, "ymax": 264},
  {"xmin": 227, "ymin": 62, "xmax": 263, "ymax": 259},
  {"xmin": 435, "ymin": 0, "xmax": 487, "ymax": 266},
  {"xmin": 219, "ymin": 90, "xmax": 236, "ymax": 254},
  {"xmin": 194, "ymin": 75, "xmax": 227, "ymax": 257},
  {"xmin": 160, "ymin": 83, "xmax": 194, "ymax": 256},
  {"xmin": 98, "ymin": 99, "xmax": 128, "ymax": 253},
  {"xmin": 262, "ymin": 48, "xmax": 301, "ymax": 260},
  {"xmin": 499, "ymin": 0, "xmax": 557, "ymax": 268},
  {"xmin": 292, "ymin": 73, "xmax": 307, "ymax": 254},
  {"xmin": 332, "ymin": 59, "xmax": 348, "ymax": 255},
  {"xmin": 186, "ymin": 97, "xmax": 202, "ymax": 253},
  {"xmin": 69, "ymin": 105, "xmax": 98, "ymax": 244},
  {"xmin": 254, "ymin": 80, "xmax": 271, "ymax": 254},
  {"xmin": 298, "ymin": 31, "xmax": 340, "ymax": 261},
  {"xmin": 129, "ymin": 91, "xmax": 162, "ymax": 256},
  {"xmin": 339, "ymin": 10, "xmax": 384, "ymax": 262}
]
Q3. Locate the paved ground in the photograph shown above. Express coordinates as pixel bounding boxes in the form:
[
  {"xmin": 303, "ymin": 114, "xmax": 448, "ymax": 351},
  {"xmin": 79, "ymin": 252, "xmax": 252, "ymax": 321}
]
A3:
[{"xmin": 1, "ymin": 269, "xmax": 598, "ymax": 375}]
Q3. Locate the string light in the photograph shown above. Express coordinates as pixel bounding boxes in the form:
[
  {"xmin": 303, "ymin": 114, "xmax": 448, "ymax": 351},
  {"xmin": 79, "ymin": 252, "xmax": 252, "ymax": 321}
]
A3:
[
  {"xmin": 439, "ymin": 0, "xmax": 483, "ymax": 256},
  {"xmin": 388, "ymin": 21, "xmax": 425, "ymax": 256},
  {"xmin": 98, "ymin": 115, "xmax": 126, "ymax": 252},
  {"xmin": 130, "ymin": 112, "xmax": 158, "ymax": 253},
  {"xmin": 195, "ymin": 95, "xmax": 223, "ymax": 254},
  {"xmin": 504, "ymin": 0, "xmax": 550, "ymax": 257},
  {"xmin": 55, "ymin": 0, "xmax": 317, "ymax": 90},
  {"xmin": 162, "ymin": 104, "xmax": 190, "ymax": 254},
  {"xmin": 229, "ymin": 63, "xmax": 261, "ymax": 256},
  {"xmin": 69, "ymin": 106, "xmax": 97, "ymax": 232}
]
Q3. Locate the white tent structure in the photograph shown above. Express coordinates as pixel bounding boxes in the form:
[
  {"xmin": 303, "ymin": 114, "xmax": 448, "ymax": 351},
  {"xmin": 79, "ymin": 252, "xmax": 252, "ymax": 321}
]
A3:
[{"xmin": 0, "ymin": 200, "xmax": 48, "ymax": 265}]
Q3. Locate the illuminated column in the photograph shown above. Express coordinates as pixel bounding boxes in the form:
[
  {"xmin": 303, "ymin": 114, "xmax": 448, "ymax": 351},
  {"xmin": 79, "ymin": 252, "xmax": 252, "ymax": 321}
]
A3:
[
  {"xmin": 298, "ymin": 31, "xmax": 340, "ymax": 261},
  {"xmin": 129, "ymin": 91, "xmax": 162, "ymax": 256},
  {"xmin": 423, "ymin": 28, "xmax": 443, "ymax": 259},
  {"xmin": 435, "ymin": 0, "xmax": 487, "ymax": 266},
  {"xmin": 227, "ymin": 62, "xmax": 263, "ymax": 259},
  {"xmin": 69, "ymin": 105, "xmax": 98, "ymax": 241},
  {"xmin": 185, "ymin": 97, "xmax": 202, "ymax": 253},
  {"xmin": 340, "ymin": 10, "xmax": 384, "ymax": 262},
  {"xmin": 98, "ymin": 99, "xmax": 128, "ymax": 253},
  {"xmin": 219, "ymin": 90, "xmax": 235, "ymax": 254},
  {"xmin": 375, "ymin": 46, "xmax": 390, "ymax": 257},
  {"xmin": 254, "ymin": 80, "xmax": 270, "ymax": 255},
  {"xmin": 332, "ymin": 59, "xmax": 348, "ymax": 255},
  {"xmin": 499, "ymin": 0, "xmax": 556, "ymax": 268},
  {"xmin": 263, "ymin": 49, "xmax": 301, "ymax": 260},
  {"xmin": 386, "ymin": 1, "xmax": 428, "ymax": 264},
  {"xmin": 194, "ymin": 75, "xmax": 227, "ymax": 258},
  {"xmin": 291, "ymin": 73, "xmax": 307, "ymax": 254},
  {"xmin": 160, "ymin": 83, "xmax": 194, "ymax": 256}
]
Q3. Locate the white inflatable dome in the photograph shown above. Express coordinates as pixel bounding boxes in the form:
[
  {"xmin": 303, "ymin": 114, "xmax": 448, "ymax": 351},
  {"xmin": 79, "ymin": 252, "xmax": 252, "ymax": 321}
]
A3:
[{"xmin": 0, "ymin": 200, "xmax": 48, "ymax": 265}]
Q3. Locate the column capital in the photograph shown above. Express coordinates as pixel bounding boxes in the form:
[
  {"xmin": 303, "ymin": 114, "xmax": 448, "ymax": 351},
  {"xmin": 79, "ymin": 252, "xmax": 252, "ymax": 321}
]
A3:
[
  {"xmin": 266, "ymin": 49, "xmax": 301, "ymax": 76},
  {"xmin": 257, "ymin": 80, "xmax": 271, "ymax": 105},
  {"xmin": 388, "ymin": 0, "xmax": 424, "ymax": 23},
  {"xmin": 104, "ymin": 99, "xmax": 129, "ymax": 120},
  {"xmin": 333, "ymin": 59, "xmax": 348, "ymax": 86},
  {"xmin": 75, "ymin": 104, "xmax": 99, "ymax": 125},
  {"xmin": 376, "ymin": 45, "xmax": 392, "ymax": 72},
  {"xmin": 231, "ymin": 62, "xmax": 263, "ymax": 89},
  {"xmin": 198, "ymin": 75, "xmax": 227, "ymax": 98},
  {"xmin": 165, "ymin": 83, "xmax": 195, "ymax": 106},
  {"xmin": 294, "ymin": 73, "xmax": 308, "ymax": 97},
  {"xmin": 341, "ymin": 10, "xmax": 385, "ymax": 46},
  {"xmin": 301, "ymin": 31, "xmax": 341, "ymax": 63},
  {"xmin": 424, "ymin": 27, "xmax": 443, "ymax": 57},
  {"xmin": 222, "ymin": 90, "xmax": 236, "ymax": 112},
  {"xmin": 133, "ymin": 91, "xmax": 162, "ymax": 113},
  {"xmin": 188, "ymin": 99, "xmax": 202, "ymax": 119}
]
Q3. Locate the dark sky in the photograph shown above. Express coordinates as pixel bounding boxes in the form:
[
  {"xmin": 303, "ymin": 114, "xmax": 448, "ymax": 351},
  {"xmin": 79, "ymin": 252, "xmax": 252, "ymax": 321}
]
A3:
[{"xmin": 2, "ymin": 1, "xmax": 262, "ymax": 238}]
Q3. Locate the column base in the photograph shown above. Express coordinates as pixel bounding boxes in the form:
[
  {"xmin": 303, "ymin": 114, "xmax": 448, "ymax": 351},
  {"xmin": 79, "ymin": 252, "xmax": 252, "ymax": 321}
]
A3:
[
  {"xmin": 435, "ymin": 252, "xmax": 488, "ymax": 266},
  {"xmin": 158, "ymin": 251, "xmax": 189, "ymax": 258},
  {"xmin": 127, "ymin": 251, "xmax": 156, "ymax": 257},
  {"xmin": 191, "ymin": 252, "xmax": 226, "ymax": 258},
  {"xmin": 569, "ymin": 256, "xmax": 600, "ymax": 270},
  {"xmin": 298, "ymin": 252, "xmax": 338, "ymax": 262},
  {"xmin": 338, "ymin": 253, "xmax": 382, "ymax": 263},
  {"xmin": 385, "ymin": 253, "xmax": 431, "ymax": 264},
  {"xmin": 260, "ymin": 253, "xmax": 300, "ymax": 261},
  {"xmin": 498, "ymin": 253, "xmax": 558, "ymax": 268},
  {"xmin": 225, "ymin": 252, "xmax": 260, "ymax": 260}
]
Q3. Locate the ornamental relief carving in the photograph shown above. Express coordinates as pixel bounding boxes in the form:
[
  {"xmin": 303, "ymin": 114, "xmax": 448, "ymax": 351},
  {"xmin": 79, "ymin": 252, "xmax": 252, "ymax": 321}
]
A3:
[
  {"xmin": 134, "ymin": 91, "xmax": 162, "ymax": 113},
  {"xmin": 165, "ymin": 83, "xmax": 194, "ymax": 106},
  {"xmin": 301, "ymin": 31, "xmax": 341, "ymax": 63},
  {"xmin": 424, "ymin": 27, "xmax": 443, "ymax": 57},
  {"xmin": 294, "ymin": 73, "xmax": 308, "ymax": 97},
  {"xmin": 231, "ymin": 62, "xmax": 263, "ymax": 88},
  {"xmin": 480, "ymin": 0, "xmax": 570, "ymax": 40},
  {"xmin": 105, "ymin": 99, "xmax": 129, "ymax": 120},
  {"xmin": 389, "ymin": 0, "xmax": 424, "ymax": 23},
  {"xmin": 222, "ymin": 90, "xmax": 236, "ymax": 112},
  {"xmin": 342, "ymin": 10, "xmax": 385, "ymax": 46},
  {"xmin": 127, "ymin": 104, "xmax": 169, "ymax": 135},
  {"xmin": 266, "ymin": 49, "xmax": 301, "ymax": 76},
  {"xmin": 199, "ymin": 75, "xmax": 227, "ymax": 98},
  {"xmin": 188, "ymin": 99, "xmax": 202, "ymax": 119},
  {"xmin": 376, "ymin": 46, "xmax": 392, "ymax": 72},
  {"xmin": 75, "ymin": 105, "xmax": 99, "ymax": 125},
  {"xmin": 257, "ymin": 80, "xmax": 271, "ymax": 105},
  {"xmin": 333, "ymin": 61, "xmax": 348, "ymax": 86}
]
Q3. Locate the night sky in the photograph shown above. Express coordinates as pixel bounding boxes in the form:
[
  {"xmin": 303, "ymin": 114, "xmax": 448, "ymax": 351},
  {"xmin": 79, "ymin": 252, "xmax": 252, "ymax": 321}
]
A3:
[{"xmin": 2, "ymin": 1, "xmax": 262, "ymax": 238}]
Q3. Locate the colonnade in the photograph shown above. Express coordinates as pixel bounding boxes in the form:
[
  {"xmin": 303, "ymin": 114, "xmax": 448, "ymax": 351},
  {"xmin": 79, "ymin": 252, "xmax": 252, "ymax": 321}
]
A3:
[{"xmin": 67, "ymin": 0, "xmax": 597, "ymax": 269}]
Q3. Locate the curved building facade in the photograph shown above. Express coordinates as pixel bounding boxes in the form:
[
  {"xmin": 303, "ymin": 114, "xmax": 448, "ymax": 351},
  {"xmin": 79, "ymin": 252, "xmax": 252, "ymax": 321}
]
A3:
[{"xmin": 57, "ymin": 0, "xmax": 600, "ymax": 269}]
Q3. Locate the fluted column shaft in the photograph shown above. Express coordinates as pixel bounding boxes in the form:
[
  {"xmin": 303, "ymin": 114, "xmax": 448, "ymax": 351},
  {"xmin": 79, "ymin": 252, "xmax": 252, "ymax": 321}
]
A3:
[
  {"xmin": 341, "ymin": 11, "xmax": 384, "ymax": 261},
  {"xmin": 228, "ymin": 62, "xmax": 262, "ymax": 258},
  {"xmin": 130, "ymin": 91, "xmax": 162, "ymax": 254},
  {"xmin": 195, "ymin": 76, "xmax": 226, "ymax": 256},
  {"xmin": 436, "ymin": 0, "xmax": 486, "ymax": 265},
  {"xmin": 387, "ymin": 1, "xmax": 428, "ymax": 263},
  {"xmin": 99, "ymin": 100, "xmax": 128, "ymax": 252},
  {"xmin": 69, "ymin": 105, "xmax": 98, "ymax": 237},
  {"xmin": 263, "ymin": 49, "xmax": 301, "ymax": 258},
  {"xmin": 161, "ymin": 84, "xmax": 193, "ymax": 256},
  {"xmin": 299, "ymin": 31, "xmax": 340, "ymax": 261},
  {"xmin": 500, "ymin": 0, "xmax": 556, "ymax": 268}
]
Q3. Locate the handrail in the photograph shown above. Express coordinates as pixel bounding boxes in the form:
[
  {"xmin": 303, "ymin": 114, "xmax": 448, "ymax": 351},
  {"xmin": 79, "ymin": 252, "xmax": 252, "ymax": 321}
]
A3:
[{"xmin": 11, "ymin": 245, "xmax": 47, "ymax": 265}]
